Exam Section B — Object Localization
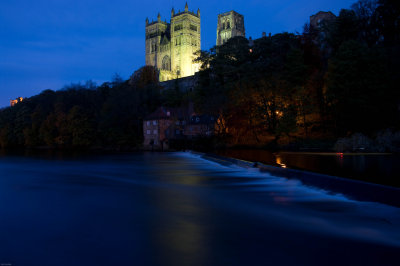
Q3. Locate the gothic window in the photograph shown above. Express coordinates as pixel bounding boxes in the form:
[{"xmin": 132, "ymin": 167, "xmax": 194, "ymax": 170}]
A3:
[
  {"xmin": 151, "ymin": 43, "xmax": 157, "ymax": 52},
  {"xmin": 227, "ymin": 21, "xmax": 230, "ymax": 29},
  {"xmin": 162, "ymin": 55, "xmax": 171, "ymax": 71},
  {"xmin": 190, "ymin": 24, "xmax": 197, "ymax": 31},
  {"xmin": 174, "ymin": 24, "xmax": 183, "ymax": 31},
  {"xmin": 222, "ymin": 22, "xmax": 225, "ymax": 29}
]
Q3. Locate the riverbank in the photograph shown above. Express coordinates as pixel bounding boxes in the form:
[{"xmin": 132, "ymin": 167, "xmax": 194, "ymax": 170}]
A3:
[
  {"xmin": 191, "ymin": 151, "xmax": 400, "ymax": 208},
  {"xmin": 2, "ymin": 147, "xmax": 399, "ymax": 189},
  {"xmin": 213, "ymin": 148, "xmax": 400, "ymax": 188}
]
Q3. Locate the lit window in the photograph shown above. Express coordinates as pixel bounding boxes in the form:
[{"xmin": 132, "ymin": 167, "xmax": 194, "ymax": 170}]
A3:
[
  {"xmin": 153, "ymin": 120, "xmax": 157, "ymax": 125},
  {"xmin": 146, "ymin": 121, "xmax": 150, "ymax": 126},
  {"xmin": 146, "ymin": 130, "xmax": 150, "ymax": 135}
]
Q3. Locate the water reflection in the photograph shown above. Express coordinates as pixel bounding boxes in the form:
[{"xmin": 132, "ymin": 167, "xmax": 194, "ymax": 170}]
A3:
[
  {"xmin": 150, "ymin": 188, "xmax": 209, "ymax": 265},
  {"xmin": 275, "ymin": 155, "xmax": 287, "ymax": 168},
  {"xmin": 216, "ymin": 149, "xmax": 400, "ymax": 187},
  {"xmin": 336, "ymin": 153, "xmax": 344, "ymax": 167},
  {"xmin": 0, "ymin": 151, "xmax": 399, "ymax": 266},
  {"xmin": 143, "ymin": 154, "xmax": 211, "ymax": 265}
]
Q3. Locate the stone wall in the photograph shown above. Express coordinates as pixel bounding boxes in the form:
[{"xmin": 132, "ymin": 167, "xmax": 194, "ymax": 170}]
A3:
[{"xmin": 159, "ymin": 75, "xmax": 198, "ymax": 92}]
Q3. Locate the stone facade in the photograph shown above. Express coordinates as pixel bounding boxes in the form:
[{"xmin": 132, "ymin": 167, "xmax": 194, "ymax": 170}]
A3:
[
  {"xmin": 159, "ymin": 75, "xmax": 198, "ymax": 92},
  {"xmin": 310, "ymin": 11, "xmax": 336, "ymax": 29},
  {"xmin": 143, "ymin": 106, "xmax": 194, "ymax": 149},
  {"xmin": 142, "ymin": 105, "xmax": 217, "ymax": 149},
  {"xmin": 184, "ymin": 115, "xmax": 216, "ymax": 138},
  {"xmin": 145, "ymin": 3, "xmax": 201, "ymax": 82},
  {"xmin": 216, "ymin": 11, "xmax": 245, "ymax": 46}
]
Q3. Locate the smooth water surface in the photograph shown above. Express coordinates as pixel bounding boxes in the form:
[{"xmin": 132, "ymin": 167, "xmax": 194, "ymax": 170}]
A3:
[
  {"xmin": 217, "ymin": 149, "xmax": 400, "ymax": 187},
  {"xmin": 0, "ymin": 151, "xmax": 399, "ymax": 266}
]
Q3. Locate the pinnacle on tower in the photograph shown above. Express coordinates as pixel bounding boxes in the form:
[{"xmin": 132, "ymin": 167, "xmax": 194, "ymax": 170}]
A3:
[
  {"xmin": 185, "ymin": 2, "xmax": 188, "ymax": 12},
  {"xmin": 157, "ymin": 13, "xmax": 161, "ymax": 22},
  {"xmin": 171, "ymin": 7, "xmax": 175, "ymax": 17},
  {"xmin": 197, "ymin": 8, "xmax": 200, "ymax": 17},
  {"xmin": 145, "ymin": 17, "xmax": 149, "ymax": 25}
]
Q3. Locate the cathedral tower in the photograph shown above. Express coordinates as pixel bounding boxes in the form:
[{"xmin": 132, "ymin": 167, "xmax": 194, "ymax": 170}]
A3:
[
  {"xmin": 170, "ymin": 3, "xmax": 201, "ymax": 78},
  {"xmin": 216, "ymin": 11, "xmax": 245, "ymax": 46},
  {"xmin": 145, "ymin": 13, "xmax": 169, "ymax": 70},
  {"xmin": 145, "ymin": 3, "xmax": 201, "ymax": 81}
]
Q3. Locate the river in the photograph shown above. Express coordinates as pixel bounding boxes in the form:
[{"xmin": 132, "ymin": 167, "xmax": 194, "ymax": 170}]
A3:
[
  {"xmin": 0, "ymin": 151, "xmax": 399, "ymax": 266},
  {"xmin": 216, "ymin": 149, "xmax": 400, "ymax": 187}
]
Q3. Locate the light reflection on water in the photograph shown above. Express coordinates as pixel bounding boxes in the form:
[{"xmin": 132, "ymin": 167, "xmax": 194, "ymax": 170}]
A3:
[
  {"xmin": 216, "ymin": 149, "xmax": 400, "ymax": 187},
  {"xmin": 0, "ymin": 151, "xmax": 399, "ymax": 266}
]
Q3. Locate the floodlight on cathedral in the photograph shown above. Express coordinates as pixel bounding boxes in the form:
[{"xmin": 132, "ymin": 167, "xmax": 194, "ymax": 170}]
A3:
[{"xmin": 145, "ymin": 3, "xmax": 201, "ymax": 81}]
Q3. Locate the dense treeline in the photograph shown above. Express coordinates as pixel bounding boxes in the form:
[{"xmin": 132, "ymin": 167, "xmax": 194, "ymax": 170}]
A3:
[
  {"xmin": 1, "ymin": 0, "xmax": 399, "ymax": 151},
  {"xmin": 193, "ymin": 0, "xmax": 400, "ymax": 149},
  {"xmin": 0, "ymin": 67, "xmax": 168, "ymax": 149}
]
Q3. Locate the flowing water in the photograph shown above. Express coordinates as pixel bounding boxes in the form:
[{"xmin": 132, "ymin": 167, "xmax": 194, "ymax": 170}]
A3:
[
  {"xmin": 0, "ymin": 151, "xmax": 399, "ymax": 266},
  {"xmin": 216, "ymin": 149, "xmax": 400, "ymax": 187}
]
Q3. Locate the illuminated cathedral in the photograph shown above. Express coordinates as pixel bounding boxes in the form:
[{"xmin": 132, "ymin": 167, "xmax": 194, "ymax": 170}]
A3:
[{"xmin": 145, "ymin": 3, "xmax": 245, "ymax": 81}]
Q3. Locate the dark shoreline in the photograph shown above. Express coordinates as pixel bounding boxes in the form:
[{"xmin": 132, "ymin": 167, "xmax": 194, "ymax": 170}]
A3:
[{"xmin": 193, "ymin": 151, "xmax": 400, "ymax": 208}]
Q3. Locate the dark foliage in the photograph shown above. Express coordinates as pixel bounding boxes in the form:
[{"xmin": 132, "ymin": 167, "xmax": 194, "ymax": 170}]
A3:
[
  {"xmin": 1, "ymin": 0, "xmax": 399, "ymax": 150},
  {"xmin": 193, "ymin": 0, "xmax": 400, "ymax": 146},
  {"xmin": 0, "ymin": 66, "xmax": 162, "ymax": 149}
]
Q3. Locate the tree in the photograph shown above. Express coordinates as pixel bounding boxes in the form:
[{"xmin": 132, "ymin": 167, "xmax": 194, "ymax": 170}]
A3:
[{"xmin": 326, "ymin": 40, "xmax": 391, "ymax": 135}]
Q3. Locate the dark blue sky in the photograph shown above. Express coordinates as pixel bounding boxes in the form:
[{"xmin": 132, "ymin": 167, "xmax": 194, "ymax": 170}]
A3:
[{"xmin": 0, "ymin": 0, "xmax": 355, "ymax": 107}]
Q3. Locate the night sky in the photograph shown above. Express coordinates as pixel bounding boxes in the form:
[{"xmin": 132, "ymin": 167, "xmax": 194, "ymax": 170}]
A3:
[{"xmin": 1, "ymin": 0, "xmax": 355, "ymax": 107}]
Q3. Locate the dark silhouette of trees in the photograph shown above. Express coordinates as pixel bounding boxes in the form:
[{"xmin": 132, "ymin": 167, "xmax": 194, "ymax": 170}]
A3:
[
  {"xmin": 192, "ymin": 0, "xmax": 400, "ymax": 146},
  {"xmin": 1, "ymin": 0, "xmax": 398, "ymax": 150},
  {"xmin": 0, "ymin": 67, "xmax": 162, "ymax": 149}
]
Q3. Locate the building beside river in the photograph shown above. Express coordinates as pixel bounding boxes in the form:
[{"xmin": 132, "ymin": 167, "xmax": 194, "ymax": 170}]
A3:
[{"xmin": 143, "ymin": 105, "xmax": 217, "ymax": 150}]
